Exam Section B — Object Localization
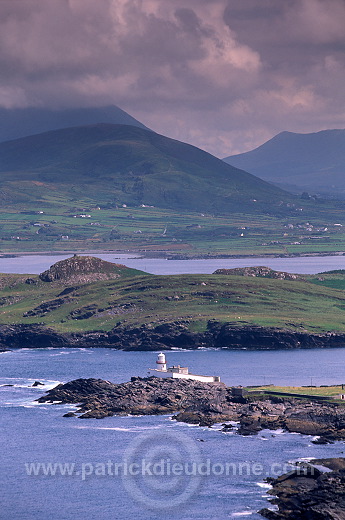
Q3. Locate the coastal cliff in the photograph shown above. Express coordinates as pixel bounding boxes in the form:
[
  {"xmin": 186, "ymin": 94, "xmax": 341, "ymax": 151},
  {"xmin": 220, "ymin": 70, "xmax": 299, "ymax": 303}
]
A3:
[{"xmin": 2, "ymin": 321, "xmax": 345, "ymax": 350}]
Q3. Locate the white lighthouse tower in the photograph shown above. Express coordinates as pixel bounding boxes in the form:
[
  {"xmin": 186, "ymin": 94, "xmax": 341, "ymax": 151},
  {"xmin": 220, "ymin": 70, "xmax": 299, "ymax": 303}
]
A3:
[
  {"xmin": 156, "ymin": 352, "xmax": 167, "ymax": 372},
  {"xmin": 148, "ymin": 352, "xmax": 220, "ymax": 382}
]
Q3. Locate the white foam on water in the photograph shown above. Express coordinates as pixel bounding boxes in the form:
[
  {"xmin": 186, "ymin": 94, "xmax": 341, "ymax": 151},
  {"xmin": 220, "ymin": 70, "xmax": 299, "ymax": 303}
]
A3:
[
  {"xmin": 231, "ymin": 511, "xmax": 254, "ymax": 517},
  {"xmin": 0, "ymin": 378, "xmax": 63, "ymax": 408},
  {"xmin": 72, "ymin": 424, "xmax": 166, "ymax": 432},
  {"xmin": 73, "ymin": 426, "xmax": 138, "ymax": 432},
  {"xmin": 256, "ymin": 482, "xmax": 272, "ymax": 489},
  {"xmin": 269, "ymin": 428, "xmax": 285, "ymax": 435},
  {"xmin": 0, "ymin": 377, "xmax": 62, "ymax": 388},
  {"xmin": 49, "ymin": 351, "xmax": 81, "ymax": 356}
]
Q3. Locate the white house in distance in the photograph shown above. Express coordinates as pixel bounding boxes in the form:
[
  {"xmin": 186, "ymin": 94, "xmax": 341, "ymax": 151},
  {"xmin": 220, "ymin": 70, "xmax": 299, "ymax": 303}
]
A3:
[{"xmin": 148, "ymin": 353, "xmax": 221, "ymax": 383}]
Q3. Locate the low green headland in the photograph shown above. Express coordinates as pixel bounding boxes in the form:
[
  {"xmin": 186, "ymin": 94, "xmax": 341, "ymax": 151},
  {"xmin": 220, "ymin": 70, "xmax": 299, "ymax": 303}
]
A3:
[{"xmin": 2, "ymin": 256, "xmax": 345, "ymax": 350}]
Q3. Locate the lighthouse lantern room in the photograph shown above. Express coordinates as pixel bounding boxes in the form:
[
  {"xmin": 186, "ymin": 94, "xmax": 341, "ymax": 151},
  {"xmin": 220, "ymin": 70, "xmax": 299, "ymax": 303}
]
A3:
[{"xmin": 156, "ymin": 352, "xmax": 167, "ymax": 372}]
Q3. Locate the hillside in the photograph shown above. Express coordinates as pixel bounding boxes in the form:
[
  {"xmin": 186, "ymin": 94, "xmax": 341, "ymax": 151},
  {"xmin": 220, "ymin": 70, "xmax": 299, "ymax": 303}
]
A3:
[
  {"xmin": 1, "ymin": 124, "xmax": 345, "ymax": 257},
  {"xmin": 0, "ymin": 105, "xmax": 149, "ymax": 143},
  {"xmin": 224, "ymin": 129, "xmax": 345, "ymax": 197},
  {"xmin": 0, "ymin": 123, "xmax": 289, "ymax": 215},
  {"xmin": 2, "ymin": 257, "xmax": 345, "ymax": 351}
]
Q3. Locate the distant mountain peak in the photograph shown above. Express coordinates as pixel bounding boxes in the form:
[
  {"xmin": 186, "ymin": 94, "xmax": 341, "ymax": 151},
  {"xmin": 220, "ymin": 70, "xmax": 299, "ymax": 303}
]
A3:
[
  {"xmin": 223, "ymin": 128, "xmax": 345, "ymax": 197},
  {"xmin": 0, "ymin": 105, "xmax": 149, "ymax": 143}
]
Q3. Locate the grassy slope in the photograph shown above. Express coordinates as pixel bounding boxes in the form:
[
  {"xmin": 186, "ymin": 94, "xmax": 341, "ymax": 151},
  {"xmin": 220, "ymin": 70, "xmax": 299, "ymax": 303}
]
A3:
[
  {"xmin": 0, "ymin": 123, "xmax": 287, "ymax": 214},
  {"xmin": 2, "ymin": 266, "xmax": 345, "ymax": 334},
  {"xmin": 251, "ymin": 385, "xmax": 344, "ymax": 397},
  {"xmin": 1, "ymin": 124, "xmax": 345, "ymax": 255}
]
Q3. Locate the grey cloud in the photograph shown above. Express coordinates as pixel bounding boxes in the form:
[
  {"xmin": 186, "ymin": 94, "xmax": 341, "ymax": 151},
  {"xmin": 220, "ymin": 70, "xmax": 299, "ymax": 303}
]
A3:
[{"xmin": 0, "ymin": 0, "xmax": 344, "ymax": 156}]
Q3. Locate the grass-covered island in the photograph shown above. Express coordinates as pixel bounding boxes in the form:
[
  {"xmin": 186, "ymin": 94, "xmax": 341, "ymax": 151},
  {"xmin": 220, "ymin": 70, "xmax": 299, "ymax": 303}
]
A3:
[{"xmin": 2, "ymin": 255, "xmax": 345, "ymax": 350}]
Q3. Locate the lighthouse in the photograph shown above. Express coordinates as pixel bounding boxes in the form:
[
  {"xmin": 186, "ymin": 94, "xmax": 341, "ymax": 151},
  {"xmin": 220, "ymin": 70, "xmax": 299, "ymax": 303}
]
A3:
[
  {"xmin": 148, "ymin": 353, "xmax": 220, "ymax": 383},
  {"xmin": 156, "ymin": 352, "xmax": 167, "ymax": 372}
]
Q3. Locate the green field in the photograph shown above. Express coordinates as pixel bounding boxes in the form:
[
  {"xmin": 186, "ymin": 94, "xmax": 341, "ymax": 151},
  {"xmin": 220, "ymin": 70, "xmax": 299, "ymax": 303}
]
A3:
[
  {"xmin": 2, "ymin": 203, "xmax": 345, "ymax": 257},
  {"xmin": 250, "ymin": 385, "xmax": 344, "ymax": 397}
]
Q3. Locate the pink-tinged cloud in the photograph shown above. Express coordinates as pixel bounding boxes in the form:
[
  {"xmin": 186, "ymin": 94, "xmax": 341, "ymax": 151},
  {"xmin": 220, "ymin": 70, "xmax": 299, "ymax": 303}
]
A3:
[{"xmin": 0, "ymin": 0, "xmax": 344, "ymax": 156}]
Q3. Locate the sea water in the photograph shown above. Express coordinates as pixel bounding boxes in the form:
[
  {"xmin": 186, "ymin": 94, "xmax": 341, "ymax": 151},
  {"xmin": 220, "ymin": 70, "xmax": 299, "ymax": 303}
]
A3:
[
  {"xmin": 1, "ymin": 253, "xmax": 345, "ymax": 275},
  {"xmin": 1, "ymin": 348, "xmax": 345, "ymax": 520}
]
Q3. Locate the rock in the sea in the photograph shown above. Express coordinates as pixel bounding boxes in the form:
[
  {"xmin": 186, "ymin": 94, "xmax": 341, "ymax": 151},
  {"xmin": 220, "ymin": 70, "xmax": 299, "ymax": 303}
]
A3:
[
  {"xmin": 259, "ymin": 458, "xmax": 345, "ymax": 520},
  {"xmin": 37, "ymin": 377, "xmax": 235, "ymax": 422},
  {"xmin": 32, "ymin": 381, "xmax": 44, "ymax": 387},
  {"xmin": 37, "ymin": 377, "xmax": 345, "ymax": 442}
]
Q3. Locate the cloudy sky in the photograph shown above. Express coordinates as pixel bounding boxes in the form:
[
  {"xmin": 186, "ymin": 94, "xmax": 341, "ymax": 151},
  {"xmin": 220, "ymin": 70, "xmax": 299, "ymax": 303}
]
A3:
[{"xmin": 1, "ymin": 0, "xmax": 344, "ymax": 156}]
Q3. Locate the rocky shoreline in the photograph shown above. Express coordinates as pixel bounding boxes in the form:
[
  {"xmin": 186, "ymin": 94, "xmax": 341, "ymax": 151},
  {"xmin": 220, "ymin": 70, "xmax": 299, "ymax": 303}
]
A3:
[
  {"xmin": 38, "ymin": 377, "xmax": 345, "ymax": 518},
  {"xmin": 259, "ymin": 458, "xmax": 345, "ymax": 519},
  {"xmin": 37, "ymin": 377, "xmax": 345, "ymax": 441},
  {"xmin": 2, "ymin": 321, "xmax": 345, "ymax": 351}
]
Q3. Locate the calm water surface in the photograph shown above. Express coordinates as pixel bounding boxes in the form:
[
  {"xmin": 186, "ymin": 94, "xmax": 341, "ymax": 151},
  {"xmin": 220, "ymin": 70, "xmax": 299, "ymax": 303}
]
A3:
[{"xmin": 1, "ymin": 253, "xmax": 345, "ymax": 274}]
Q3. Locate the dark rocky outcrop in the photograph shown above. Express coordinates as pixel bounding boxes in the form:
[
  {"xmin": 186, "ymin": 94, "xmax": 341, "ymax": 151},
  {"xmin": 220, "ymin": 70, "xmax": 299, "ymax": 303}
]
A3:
[
  {"xmin": 23, "ymin": 297, "xmax": 72, "ymax": 317},
  {"xmin": 1, "ymin": 320, "xmax": 345, "ymax": 350},
  {"xmin": 39, "ymin": 255, "xmax": 133, "ymax": 283},
  {"xmin": 37, "ymin": 377, "xmax": 345, "ymax": 441},
  {"xmin": 37, "ymin": 377, "xmax": 234, "ymax": 420},
  {"xmin": 259, "ymin": 458, "xmax": 345, "ymax": 520},
  {"xmin": 213, "ymin": 266, "xmax": 303, "ymax": 281},
  {"xmin": 0, "ymin": 324, "xmax": 73, "ymax": 349}
]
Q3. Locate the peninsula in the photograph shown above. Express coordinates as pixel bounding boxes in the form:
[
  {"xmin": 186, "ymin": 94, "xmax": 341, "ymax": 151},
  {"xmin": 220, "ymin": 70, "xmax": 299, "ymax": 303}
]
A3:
[
  {"xmin": 37, "ymin": 376, "xmax": 345, "ymax": 441},
  {"xmin": 2, "ymin": 255, "xmax": 345, "ymax": 351}
]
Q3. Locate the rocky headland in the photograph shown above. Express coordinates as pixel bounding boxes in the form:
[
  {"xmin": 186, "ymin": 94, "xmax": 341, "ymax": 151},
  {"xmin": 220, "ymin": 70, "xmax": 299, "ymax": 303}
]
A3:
[
  {"xmin": 213, "ymin": 266, "xmax": 304, "ymax": 281},
  {"xmin": 38, "ymin": 377, "xmax": 345, "ymax": 518},
  {"xmin": 37, "ymin": 377, "xmax": 345, "ymax": 441},
  {"xmin": 259, "ymin": 458, "xmax": 345, "ymax": 520}
]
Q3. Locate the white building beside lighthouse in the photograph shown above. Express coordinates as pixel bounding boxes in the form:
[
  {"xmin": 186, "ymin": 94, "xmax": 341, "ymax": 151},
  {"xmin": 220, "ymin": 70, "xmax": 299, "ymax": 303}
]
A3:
[{"xmin": 148, "ymin": 353, "xmax": 220, "ymax": 383}]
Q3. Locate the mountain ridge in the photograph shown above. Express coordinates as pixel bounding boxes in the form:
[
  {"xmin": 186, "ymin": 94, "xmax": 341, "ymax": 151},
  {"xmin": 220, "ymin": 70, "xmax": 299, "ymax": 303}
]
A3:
[
  {"xmin": 0, "ymin": 122, "xmax": 290, "ymax": 214},
  {"xmin": 223, "ymin": 128, "xmax": 345, "ymax": 196}
]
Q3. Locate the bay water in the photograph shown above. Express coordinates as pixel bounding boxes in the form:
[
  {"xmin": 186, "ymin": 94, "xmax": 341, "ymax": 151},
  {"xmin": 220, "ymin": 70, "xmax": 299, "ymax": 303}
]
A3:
[
  {"xmin": 1, "ymin": 254, "xmax": 345, "ymax": 519},
  {"xmin": 1, "ymin": 252, "xmax": 345, "ymax": 275},
  {"xmin": 1, "ymin": 348, "xmax": 345, "ymax": 520}
]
